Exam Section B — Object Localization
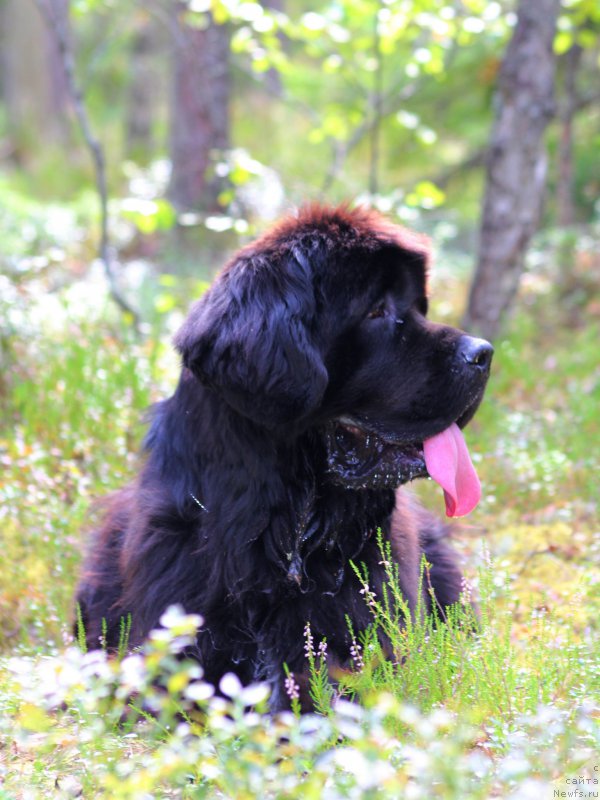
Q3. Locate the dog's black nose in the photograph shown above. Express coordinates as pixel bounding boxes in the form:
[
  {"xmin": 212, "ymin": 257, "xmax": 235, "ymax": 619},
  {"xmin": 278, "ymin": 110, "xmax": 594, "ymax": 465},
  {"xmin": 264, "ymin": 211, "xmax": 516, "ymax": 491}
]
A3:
[{"xmin": 457, "ymin": 336, "xmax": 494, "ymax": 370}]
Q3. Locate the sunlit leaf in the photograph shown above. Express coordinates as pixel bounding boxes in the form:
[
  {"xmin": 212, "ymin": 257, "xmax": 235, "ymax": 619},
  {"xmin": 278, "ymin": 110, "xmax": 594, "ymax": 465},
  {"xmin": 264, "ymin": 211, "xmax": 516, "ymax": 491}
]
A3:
[
  {"xmin": 554, "ymin": 31, "xmax": 574, "ymax": 54},
  {"xmin": 576, "ymin": 29, "xmax": 597, "ymax": 49},
  {"xmin": 406, "ymin": 181, "xmax": 446, "ymax": 209},
  {"xmin": 154, "ymin": 293, "xmax": 177, "ymax": 314}
]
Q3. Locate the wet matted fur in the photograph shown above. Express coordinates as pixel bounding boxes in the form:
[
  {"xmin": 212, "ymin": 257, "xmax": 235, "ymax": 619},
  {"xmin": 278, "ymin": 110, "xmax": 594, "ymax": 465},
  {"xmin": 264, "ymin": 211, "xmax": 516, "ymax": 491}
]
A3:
[{"xmin": 75, "ymin": 205, "xmax": 492, "ymax": 710}]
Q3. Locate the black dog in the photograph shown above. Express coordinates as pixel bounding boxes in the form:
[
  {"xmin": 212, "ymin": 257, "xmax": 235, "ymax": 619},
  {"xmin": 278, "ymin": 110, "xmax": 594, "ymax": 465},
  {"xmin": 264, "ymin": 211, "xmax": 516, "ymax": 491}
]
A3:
[{"xmin": 75, "ymin": 205, "xmax": 492, "ymax": 710}]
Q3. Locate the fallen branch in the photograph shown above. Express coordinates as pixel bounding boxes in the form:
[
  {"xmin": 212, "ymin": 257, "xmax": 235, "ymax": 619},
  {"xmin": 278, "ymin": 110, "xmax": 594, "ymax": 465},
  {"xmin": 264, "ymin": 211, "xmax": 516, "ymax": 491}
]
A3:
[{"xmin": 320, "ymin": 79, "xmax": 422, "ymax": 195}]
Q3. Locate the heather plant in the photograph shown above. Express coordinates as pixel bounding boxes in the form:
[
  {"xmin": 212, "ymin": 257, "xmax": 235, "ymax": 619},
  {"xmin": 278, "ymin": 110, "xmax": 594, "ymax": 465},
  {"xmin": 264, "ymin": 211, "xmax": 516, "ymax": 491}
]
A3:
[
  {"xmin": 2, "ymin": 594, "xmax": 598, "ymax": 799},
  {"xmin": 0, "ymin": 281, "xmax": 598, "ymax": 798}
]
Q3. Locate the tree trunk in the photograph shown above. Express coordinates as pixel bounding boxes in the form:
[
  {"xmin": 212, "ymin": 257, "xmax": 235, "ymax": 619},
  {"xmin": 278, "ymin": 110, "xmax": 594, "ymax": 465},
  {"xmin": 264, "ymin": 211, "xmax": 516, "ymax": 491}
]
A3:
[
  {"xmin": 126, "ymin": 17, "xmax": 163, "ymax": 161},
  {"xmin": 463, "ymin": 0, "xmax": 559, "ymax": 340},
  {"xmin": 556, "ymin": 44, "xmax": 582, "ymax": 227},
  {"xmin": 1, "ymin": 0, "xmax": 70, "ymax": 157},
  {"xmin": 168, "ymin": 3, "xmax": 230, "ymax": 212}
]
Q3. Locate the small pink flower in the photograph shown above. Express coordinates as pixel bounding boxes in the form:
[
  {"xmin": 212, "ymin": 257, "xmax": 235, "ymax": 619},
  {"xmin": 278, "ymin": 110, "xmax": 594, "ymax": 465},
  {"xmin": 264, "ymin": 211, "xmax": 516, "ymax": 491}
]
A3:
[
  {"xmin": 359, "ymin": 585, "xmax": 377, "ymax": 609},
  {"xmin": 460, "ymin": 576, "xmax": 473, "ymax": 606},
  {"xmin": 304, "ymin": 622, "xmax": 314, "ymax": 660},
  {"xmin": 350, "ymin": 637, "xmax": 364, "ymax": 670},
  {"xmin": 284, "ymin": 673, "xmax": 300, "ymax": 701}
]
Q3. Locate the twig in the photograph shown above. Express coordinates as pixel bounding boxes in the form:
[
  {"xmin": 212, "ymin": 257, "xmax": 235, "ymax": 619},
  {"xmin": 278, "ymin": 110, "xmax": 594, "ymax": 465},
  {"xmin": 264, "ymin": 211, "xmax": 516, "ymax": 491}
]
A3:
[
  {"xmin": 430, "ymin": 147, "xmax": 487, "ymax": 189},
  {"xmin": 320, "ymin": 78, "xmax": 423, "ymax": 195},
  {"xmin": 33, "ymin": 0, "xmax": 141, "ymax": 329},
  {"xmin": 320, "ymin": 39, "xmax": 461, "ymax": 196}
]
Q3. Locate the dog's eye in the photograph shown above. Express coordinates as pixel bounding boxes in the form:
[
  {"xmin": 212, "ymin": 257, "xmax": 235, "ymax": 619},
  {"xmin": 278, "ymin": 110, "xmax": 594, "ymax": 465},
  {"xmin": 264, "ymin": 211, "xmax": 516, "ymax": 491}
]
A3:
[{"xmin": 366, "ymin": 302, "xmax": 387, "ymax": 320}]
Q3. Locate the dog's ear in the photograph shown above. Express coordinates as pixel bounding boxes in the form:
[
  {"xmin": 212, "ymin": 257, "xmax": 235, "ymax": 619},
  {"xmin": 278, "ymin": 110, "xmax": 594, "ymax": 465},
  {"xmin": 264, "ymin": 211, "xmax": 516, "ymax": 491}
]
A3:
[{"xmin": 174, "ymin": 248, "xmax": 328, "ymax": 427}]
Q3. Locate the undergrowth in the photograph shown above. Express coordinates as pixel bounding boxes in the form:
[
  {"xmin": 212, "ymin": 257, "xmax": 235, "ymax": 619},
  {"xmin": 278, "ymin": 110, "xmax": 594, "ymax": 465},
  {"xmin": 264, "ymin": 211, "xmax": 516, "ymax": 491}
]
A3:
[
  {"xmin": 0, "ymin": 283, "xmax": 598, "ymax": 797},
  {"xmin": 1, "ymin": 550, "xmax": 597, "ymax": 798}
]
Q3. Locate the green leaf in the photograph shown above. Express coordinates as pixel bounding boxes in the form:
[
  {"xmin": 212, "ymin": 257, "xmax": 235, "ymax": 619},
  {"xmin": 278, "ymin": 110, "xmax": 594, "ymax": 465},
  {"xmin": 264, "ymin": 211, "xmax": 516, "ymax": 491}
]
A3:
[
  {"xmin": 121, "ymin": 199, "xmax": 176, "ymax": 235},
  {"xmin": 154, "ymin": 200, "xmax": 177, "ymax": 231},
  {"xmin": 154, "ymin": 293, "xmax": 177, "ymax": 314},
  {"xmin": 576, "ymin": 29, "xmax": 597, "ymax": 49},
  {"xmin": 554, "ymin": 31, "xmax": 574, "ymax": 55},
  {"xmin": 406, "ymin": 181, "xmax": 446, "ymax": 209}
]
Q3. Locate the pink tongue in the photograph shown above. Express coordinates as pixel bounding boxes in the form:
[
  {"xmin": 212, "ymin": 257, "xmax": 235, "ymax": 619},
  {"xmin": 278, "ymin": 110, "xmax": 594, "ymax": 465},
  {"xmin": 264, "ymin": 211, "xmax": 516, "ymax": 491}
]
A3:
[{"xmin": 423, "ymin": 423, "xmax": 481, "ymax": 517}]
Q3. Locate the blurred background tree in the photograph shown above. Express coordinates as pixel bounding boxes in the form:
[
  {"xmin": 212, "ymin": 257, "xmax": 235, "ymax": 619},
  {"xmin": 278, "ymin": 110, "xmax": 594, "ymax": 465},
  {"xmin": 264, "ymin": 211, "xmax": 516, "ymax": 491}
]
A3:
[
  {"xmin": 463, "ymin": 0, "xmax": 560, "ymax": 339},
  {"xmin": 0, "ymin": 0, "xmax": 599, "ymax": 337}
]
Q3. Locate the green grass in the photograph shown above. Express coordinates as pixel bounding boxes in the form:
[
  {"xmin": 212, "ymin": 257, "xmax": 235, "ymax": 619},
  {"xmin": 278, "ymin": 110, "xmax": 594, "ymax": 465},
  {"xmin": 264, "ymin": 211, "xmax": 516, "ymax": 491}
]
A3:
[
  {"xmin": 0, "ymin": 280, "xmax": 598, "ymax": 797},
  {"xmin": 0, "ymin": 552, "xmax": 597, "ymax": 797}
]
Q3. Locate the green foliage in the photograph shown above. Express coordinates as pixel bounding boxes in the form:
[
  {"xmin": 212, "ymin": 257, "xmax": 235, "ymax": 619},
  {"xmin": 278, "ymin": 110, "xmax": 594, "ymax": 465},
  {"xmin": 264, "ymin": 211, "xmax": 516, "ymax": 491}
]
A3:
[
  {"xmin": 0, "ymin": 306, "xmax": 174, "ymax": 651},
  {"xmin": 222, "ymin": 0, "xmax": 511, "ymax": 200},
  {"xmin": 555, "ymin": 0, "xmax": 600, "ymax": 53},
  {"xmin": 469, "ymin": 317, "xmax": 600, "ymax": 510},
  {"xmin": 303, "ymin": 624, "xmax": 336, "ymax": 716},
  {"xmin": 0, "ymin": 178, "xmax": 91, "ymax": 269},
  {"xmin": 75, "ymin": 604, "xmax": 87, "ymax": 654},
  {"xmin": 330, "ymin": 534, "xmax": 598, "ymax": 727},
  {"xmin": 0, "ymin": 268, "xmax": 598, "ymax": 794},
  {"xmin": 120, "ymin": 198, "xmax": 177, "ymax": 235},
  {"xmin": 0, "ymin": 574, "xmax": 597, "ymax": 797},
  {"xmin": 1, "ymin": 0, "xmax": 599, "ymax": 792},
  {"xmin": 117, "ymin": 614, "xmax": 132, "ymax": 659},
  {"xmin": 2, "ymin": 0, "xmax": 599, "ymax": 257}
]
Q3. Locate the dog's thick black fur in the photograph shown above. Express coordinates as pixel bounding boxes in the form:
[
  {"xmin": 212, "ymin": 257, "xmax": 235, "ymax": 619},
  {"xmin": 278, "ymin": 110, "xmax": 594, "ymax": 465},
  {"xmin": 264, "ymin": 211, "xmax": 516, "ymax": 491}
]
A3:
[{"xmin": 76, "ymin": 205, "xmax": 492, "ymax": 710}]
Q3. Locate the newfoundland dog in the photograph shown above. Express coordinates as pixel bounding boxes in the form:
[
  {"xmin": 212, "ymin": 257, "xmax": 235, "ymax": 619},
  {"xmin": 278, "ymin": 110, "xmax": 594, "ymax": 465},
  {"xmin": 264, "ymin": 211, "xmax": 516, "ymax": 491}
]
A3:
[{"xmin": 75, "ymin": 205, "xmax": 492, "ymax": 710}]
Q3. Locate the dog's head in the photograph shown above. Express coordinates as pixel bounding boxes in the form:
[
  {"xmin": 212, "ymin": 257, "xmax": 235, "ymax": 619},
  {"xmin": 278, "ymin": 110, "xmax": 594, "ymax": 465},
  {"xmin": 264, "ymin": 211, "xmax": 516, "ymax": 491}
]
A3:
[{"xmin": 175, "ymin": 205, "xmax": 492, "ymax": 515}]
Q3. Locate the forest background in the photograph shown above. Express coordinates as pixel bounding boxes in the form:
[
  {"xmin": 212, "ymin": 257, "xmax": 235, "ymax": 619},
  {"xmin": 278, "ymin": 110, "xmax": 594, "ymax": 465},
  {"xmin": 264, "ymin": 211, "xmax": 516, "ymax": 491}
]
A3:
[{"xmin": 0, "ymin": 1, "xmax": 599, "ymax": 797}]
